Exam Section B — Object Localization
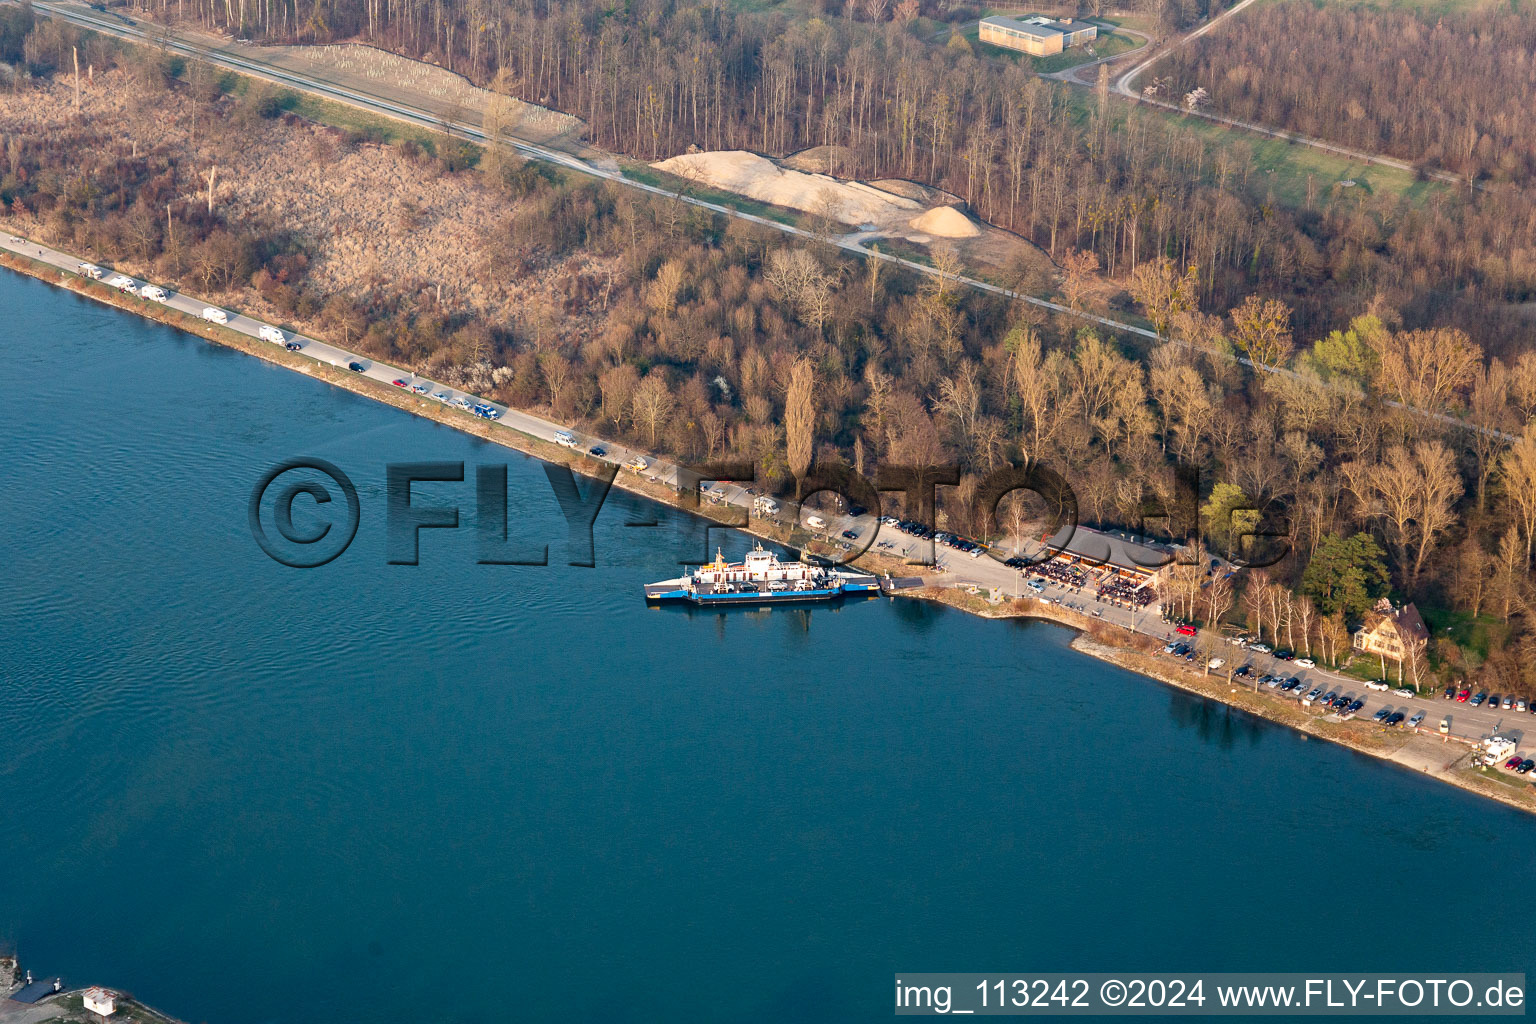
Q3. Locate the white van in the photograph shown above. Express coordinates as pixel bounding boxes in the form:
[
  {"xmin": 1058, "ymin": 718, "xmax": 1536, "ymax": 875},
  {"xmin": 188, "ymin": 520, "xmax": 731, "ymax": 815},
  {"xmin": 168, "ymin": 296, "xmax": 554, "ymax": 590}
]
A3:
[
  {"xmin": 554, "ymin": 429, "xmax": 579, "ymax": 448},
  {"xmin": 139, "ymin": 284, "xmax": 167, "ymax": 302},
  {"xmin": 259, "ymin": 325, "xmax": 286, "ymax": 344},
  {"xmin": 201, "ymin": 307, "xmax": 229, "ymax": 325},
  {"xmin": 805, "ymin": 515, "xmax": 827, "ymax": 531}
]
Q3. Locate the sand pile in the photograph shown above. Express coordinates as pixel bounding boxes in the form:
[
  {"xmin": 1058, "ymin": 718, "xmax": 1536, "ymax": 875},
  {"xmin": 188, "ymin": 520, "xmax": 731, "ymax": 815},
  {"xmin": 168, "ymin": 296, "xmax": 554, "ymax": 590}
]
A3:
[
  {"xmin": 272, "ymin": 44, "xmax": 584, "ymax": 141},
  {"xmin": 652, "ymin": 151, "xmax": 920, "ymax": 226},
  {"xmin": 908, "ymin": 206, "xmax": 979, "ymax": 238}
]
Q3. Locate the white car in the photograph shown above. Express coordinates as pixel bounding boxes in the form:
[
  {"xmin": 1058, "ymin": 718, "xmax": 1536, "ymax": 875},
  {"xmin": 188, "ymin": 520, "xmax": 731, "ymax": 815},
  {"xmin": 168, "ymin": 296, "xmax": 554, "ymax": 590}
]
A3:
[
  {"xmin": 258, "ymin": 325, "xmax": 286, "ymax": 344},
  {"xmin": 139, "ymin": 284, "xmax": 168, "ymax": 301},
  {"xmin": 1294, "ymin": 658, "xmax": 1315, "ymax": 668},
  {"xmin": 1395, "ymin": 687, "xmax": 1416, "ymax": 698},
  {"xmin": 431, "ymin": 391, "xmax": 451, "ymax": 403},
  {"xmin": 1365, "ymin": 680, "xmax": 1389, "ymax": 691},
  {"xmin": 1208, "ymin": 658, "xmax": 1225, "ymax": 670},
  {"xmin": 78, "ymin": 262, "xmax": 104, "ymax": 279},
  {"xmin": 201, "ymin": 307, "xmax": 229, "ymax": 325}
]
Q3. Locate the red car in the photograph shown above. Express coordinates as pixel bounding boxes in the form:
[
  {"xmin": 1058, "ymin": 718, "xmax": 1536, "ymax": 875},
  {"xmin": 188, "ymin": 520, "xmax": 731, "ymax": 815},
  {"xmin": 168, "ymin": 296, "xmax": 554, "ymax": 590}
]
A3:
[
  {"xmin": 1456, "ymin": 689, "xmax": 1471, "ymax": 702},
  {"xmin": 1176, "ymin": 624, "xmax": 1197, "ymax": 637},
  {"xmin": 391, "ymin": 378, "xmax": 409, "ymax": 388},
  {"xmin": 1505, "ymin": 755, "xmax": 1525, "ymax": 770}
]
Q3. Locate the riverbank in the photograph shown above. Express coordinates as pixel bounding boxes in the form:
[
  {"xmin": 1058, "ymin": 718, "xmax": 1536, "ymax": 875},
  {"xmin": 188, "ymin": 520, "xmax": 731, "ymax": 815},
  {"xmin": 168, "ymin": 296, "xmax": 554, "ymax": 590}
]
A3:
[
  {"xmin": 887, "ymin": 582, "xmax": 1536, "ymax": 817},
  {"xmin": 1, "ymin": 958, "xmax": 181, "ymax": 1024},
  {"xmin": 4, "ymin": 232, "xmax": 1533, "ymax": 821}
]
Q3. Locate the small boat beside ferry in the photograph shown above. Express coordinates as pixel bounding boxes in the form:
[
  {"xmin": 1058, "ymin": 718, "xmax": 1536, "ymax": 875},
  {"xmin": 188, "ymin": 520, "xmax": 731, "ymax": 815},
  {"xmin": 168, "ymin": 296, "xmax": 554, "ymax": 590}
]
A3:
[{"xmin": 645, "ymin": 543, "xmax": 880, "ymax": 606}]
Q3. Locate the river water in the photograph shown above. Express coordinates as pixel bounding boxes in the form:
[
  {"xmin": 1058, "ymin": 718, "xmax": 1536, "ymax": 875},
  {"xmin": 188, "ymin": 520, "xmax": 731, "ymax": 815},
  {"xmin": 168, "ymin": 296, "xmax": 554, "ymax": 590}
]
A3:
[{"xmin": 1, "ymin": 270, "xmax": 1533, "ymax": 1023}]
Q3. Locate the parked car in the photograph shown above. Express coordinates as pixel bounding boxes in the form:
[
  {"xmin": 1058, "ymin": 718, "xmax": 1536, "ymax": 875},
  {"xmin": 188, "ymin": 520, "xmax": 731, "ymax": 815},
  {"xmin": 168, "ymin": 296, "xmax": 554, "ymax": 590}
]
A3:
[
  {"xmin": 1408, "ymin": 711, "xmax": 1425, "ymax": 728},
  {"xmin": 1273, "ymin": 649, "xmax": 1294, "ymax": 661},
  {"xmin": 1385, "ymin": 712, "xmax": 1406, "ymax": 727},
  {"xmin": 1443, "ymin": 685, "xmax": 1457, "ymax": 700},
  {"xmin": 1248, "ymin": 642, "xmax": 1271, "ymax": 653},
  {"xmin": 1176, "ymin": 624, "xmax": 1197, "ymax": 637},
  {"xmin": 841, "ymin": 529, "xmax": 859, "ymax": 541},
  {"xmin": 1366, "ymin": 679, "xmax": 1389, "ymax": 692},
  {"xmin": 1456, "ymin": 688, "xmax": 1471, "ymax": 702},
  {"xmin": 411, "ymin": 383, "xmax": 429, "ymax": 395},
  {"xmin": 1439, "ymin": 716, "xmax": 1451, "ymax": 734},
  {"xmin": 1372, "ymin": 708, "xmax": 1391, "ymax": 723},
  {"xmin": 805, "ymin": 515, "xmax": 827, "ymax": 531},
  {"xmin": 1518, "ymin": 760, "xmax": 1535, "ymax": 775},
  {"xmin": 847, "ymin": 505, "xmax": 867, "ymax": 518},
  {"xmin": 1303, "ymin": 688, "xmax": 1323, "ymax": 706},
  {"xmin": 1505, "ymin": 755, "xmax": 1525, "ymax": 770},
  {"xmin": 1395, "ymin": 687, "xmax": 1415, "ymax": 698},
  {"xmin": 284, "ymin": 341, "xmax": 303, "ymax": 352},
  {"xmin": 348, "ymin": 361, "xmax": 365, "ymax": 372},
  {"xmin": 431, "ymin": 391, "xmax": 450, "ymax": 402},
  {"xmin": 1470, "ymin": 692, "xmax": 1488, "ymax": 706},
  {"xmin": 1502, "ymin": 695, "xmax": 1514, "ymax": 710},
  {"xmin": 1517, "ymin": 698, "xmax": 1529, "ymax": 713},
  {"xmin": 392, "ymin": 379, "xmax": 409, "ymax": 388},
  {"xmin": 588, "ymin": 445, "xmax": 608, "ymax": 457},
  {"xmin": 1207, "ymin": 658, "xmax": 1225, "ymax": 670},
  {"xmin": 1295, "ymin": 658, "xmax": 1315, "ymax": 668}
]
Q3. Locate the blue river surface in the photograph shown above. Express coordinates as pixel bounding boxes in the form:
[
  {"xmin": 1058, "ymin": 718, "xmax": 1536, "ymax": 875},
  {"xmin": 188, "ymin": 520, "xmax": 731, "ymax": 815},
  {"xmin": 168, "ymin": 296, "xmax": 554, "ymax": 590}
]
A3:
[{"xmin": 1, "ymin": 268, "xmax": 1533, "ymax": 1024}]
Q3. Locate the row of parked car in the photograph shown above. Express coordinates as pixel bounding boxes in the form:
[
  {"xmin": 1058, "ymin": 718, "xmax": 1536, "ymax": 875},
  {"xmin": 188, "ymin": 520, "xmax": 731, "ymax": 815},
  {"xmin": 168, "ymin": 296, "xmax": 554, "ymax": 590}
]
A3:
[
  {"xmin": 879, "ymin": 517, "xmax": 987, "ymax": 557},
  {"xmin": 87, "ymin": 264, "xmax": 172, "ymax": 305},
  {"xmin": 1443, "ymin": 686, "xmax": 1532, "ymax": 712}
]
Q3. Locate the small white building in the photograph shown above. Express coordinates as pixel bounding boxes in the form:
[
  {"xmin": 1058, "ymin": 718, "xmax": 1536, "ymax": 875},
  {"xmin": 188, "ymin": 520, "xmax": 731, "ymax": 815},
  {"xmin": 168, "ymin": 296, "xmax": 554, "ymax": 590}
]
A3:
[{"xmin": 83, "ymin": 987, "xmax": 117, "ymax": 1017}]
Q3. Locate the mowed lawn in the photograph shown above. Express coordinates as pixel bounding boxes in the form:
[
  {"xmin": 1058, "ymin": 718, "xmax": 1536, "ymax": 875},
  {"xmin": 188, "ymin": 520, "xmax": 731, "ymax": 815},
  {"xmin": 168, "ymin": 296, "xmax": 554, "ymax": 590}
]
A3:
[
  {"xmin": 1259, "ymin": 0, "xmax": 1507, "ymax": 14},
  {"xmin": 1065, "ymin": 90, "xmax": 1447, "ymax": 209}
]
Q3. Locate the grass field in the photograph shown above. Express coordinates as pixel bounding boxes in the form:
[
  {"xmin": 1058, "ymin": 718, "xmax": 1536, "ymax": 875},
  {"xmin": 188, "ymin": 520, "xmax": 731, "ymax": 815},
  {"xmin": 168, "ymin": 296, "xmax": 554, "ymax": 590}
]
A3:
[
  {"xmin": 1259, "ymin": 0, "xmax": 1511, "ymax": 13},
  {"xmin": 175, "ymin": 61, "xmax": 455, "ymax": 156},
  {"xmin": 1062, "ymin": 89, "xmax": 1447, "ymax": 208}
]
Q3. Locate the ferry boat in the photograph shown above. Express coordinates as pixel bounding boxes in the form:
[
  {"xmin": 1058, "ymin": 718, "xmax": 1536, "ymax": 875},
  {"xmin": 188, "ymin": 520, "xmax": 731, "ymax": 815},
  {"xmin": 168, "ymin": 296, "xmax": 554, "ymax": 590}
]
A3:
[{"xmin": 644, "ymin": 543, "xmax": 880, "ymax": 606}]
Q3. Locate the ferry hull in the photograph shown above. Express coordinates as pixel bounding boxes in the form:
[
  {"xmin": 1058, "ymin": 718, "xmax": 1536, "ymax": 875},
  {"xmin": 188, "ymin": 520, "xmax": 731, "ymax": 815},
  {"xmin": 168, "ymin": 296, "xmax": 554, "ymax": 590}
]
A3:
[
  {"xmin": 644, "ymin": 544, "xmax": 880, "ymax": 607},
  {"xmin": 644, "ymin": 580, "xmax": 879, "ymax": 606}
]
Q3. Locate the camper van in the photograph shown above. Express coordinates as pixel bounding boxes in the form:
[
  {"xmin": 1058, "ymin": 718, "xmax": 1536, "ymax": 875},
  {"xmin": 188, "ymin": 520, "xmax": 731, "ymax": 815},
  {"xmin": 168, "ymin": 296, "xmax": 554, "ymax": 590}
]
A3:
[
  {"xmin": 753, "ymin": 495, "xmax": 780, "ymax": 516},
  {"xmin": 259, "ymin": 325, "xmax": 286, "ymax": 344},
  {"xmin": 201, "ymin": 307, "xmax": 229, "ymax": 325},
  {"xmin": 139, "ymin": 284, "xmax": 168, "ymax": 302}
]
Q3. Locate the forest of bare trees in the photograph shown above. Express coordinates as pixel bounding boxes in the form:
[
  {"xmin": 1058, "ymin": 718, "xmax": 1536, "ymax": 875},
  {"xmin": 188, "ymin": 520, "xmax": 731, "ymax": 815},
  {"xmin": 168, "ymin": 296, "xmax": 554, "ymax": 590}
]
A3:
[
  {"xmin": 17, "ymin": 0, "xmax": 1495, "ymax": 347},
  {"xmin": 1161, "ymin": 0, "xmax": 1536, "ymax": 185},
  {"xmin": 6, "ymin": 7, "xmax": 1536, "ymax": 688}
]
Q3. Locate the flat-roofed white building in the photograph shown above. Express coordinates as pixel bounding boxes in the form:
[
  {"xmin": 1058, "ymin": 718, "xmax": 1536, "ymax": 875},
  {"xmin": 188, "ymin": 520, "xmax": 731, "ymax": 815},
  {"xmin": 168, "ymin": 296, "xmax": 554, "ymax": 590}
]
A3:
[{"xmin": 82, "ymin": 988, "xmax": 117, "ymax": 1018}]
